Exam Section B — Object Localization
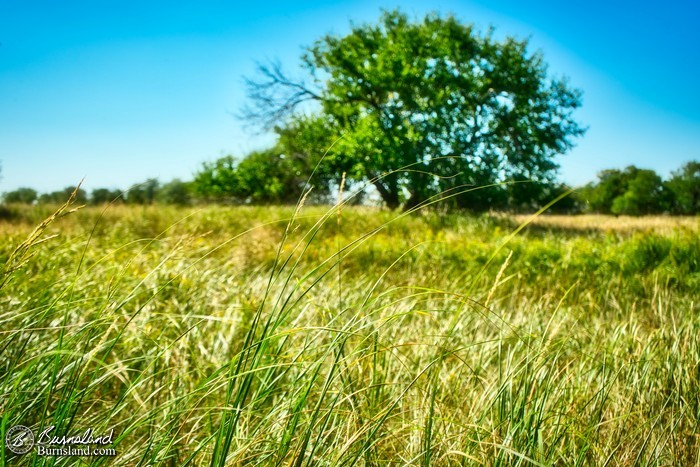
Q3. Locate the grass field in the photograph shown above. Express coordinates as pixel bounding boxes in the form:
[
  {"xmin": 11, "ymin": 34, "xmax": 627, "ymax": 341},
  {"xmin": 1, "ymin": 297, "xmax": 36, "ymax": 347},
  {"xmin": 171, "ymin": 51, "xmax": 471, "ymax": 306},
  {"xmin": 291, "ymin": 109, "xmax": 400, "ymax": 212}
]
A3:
[{"xmin": 1, "ymin": 200, "xmax": 699, "ymax": 465}]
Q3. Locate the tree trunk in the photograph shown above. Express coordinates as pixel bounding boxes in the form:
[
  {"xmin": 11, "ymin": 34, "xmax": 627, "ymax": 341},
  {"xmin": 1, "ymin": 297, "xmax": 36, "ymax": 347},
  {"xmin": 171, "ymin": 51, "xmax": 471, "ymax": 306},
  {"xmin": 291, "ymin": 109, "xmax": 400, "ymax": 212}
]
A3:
[
  {"xmin": 373, "ymin": 180, "xmax": 400, "ymax": 210},
  {"xmin": 402, "ymin": 191, "xmax": 424, "ymax": 212}
]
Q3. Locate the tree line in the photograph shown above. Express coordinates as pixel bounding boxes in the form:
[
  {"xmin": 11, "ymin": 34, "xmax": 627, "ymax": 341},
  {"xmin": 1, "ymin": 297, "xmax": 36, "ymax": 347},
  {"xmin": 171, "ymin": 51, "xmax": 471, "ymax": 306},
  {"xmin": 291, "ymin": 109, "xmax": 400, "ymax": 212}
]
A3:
[
  {"xmin": 577, "ymin": 162, "xmax": 700, "ymax": 215},
  {"xmin": 2, "ymin": 160, "xmax": 698, "ymax": 215},
  {"xmin": 2, "ymin": 179, "xmax": 193, "ymax": 206}
]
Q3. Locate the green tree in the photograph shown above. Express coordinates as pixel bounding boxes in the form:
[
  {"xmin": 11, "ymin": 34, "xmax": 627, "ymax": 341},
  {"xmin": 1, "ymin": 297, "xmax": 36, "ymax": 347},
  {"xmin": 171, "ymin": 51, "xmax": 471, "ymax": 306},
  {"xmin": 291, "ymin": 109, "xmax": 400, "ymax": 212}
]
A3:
[
  {"xmin": 193, "ymin": 156, "xmax": 240, "ymax": 202},
  {"xmin": 90, "ymin": 188, "xmax": 123, "ymax": 204},
  {"xmin": 665, "ymin": 160, "xmax": 700, "ymax": 215},
  {"xmin": 610, "ymin": 169, "xmax": 669, "ymax": 215},
  {"xmin": 3, "ymin": 187, "xmax": 38, "ymax": 204},
  {"xmin": 581, "ymin": 166, "xmax": 670, "ymax": 215},
  {"xmin": 580, "ymin": 169, "xmax": 629, "ymax": 214},
  {"xmin": 38, "ymin": 186, "xmax": 87, "ymax": 205},
  {"xmin": 127, "ymin": 179, "xmax": 159, "ymax": 205},
  {"xmin": 194, "ymin": 148, "xmax": 325, "ymax": 204},
  {"xmin": 245, "ymin": 9, "xmax": 585, "ymax": 210},
  {"xmin": 235, "ymin": 149, "xmax": 307, "ymax": 204},
  {"xmin": 157, "ymin": 179, "xmax": 192, "ymax": 205},
  {"xmin": 275, "ymin": 115, "xmax": 345, "ymax": 198}
]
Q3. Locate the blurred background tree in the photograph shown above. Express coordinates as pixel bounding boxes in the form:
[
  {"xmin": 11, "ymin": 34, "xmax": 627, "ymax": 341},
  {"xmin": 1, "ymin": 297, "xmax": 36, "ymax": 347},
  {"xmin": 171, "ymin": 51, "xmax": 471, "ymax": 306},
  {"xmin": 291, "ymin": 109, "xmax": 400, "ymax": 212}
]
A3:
[
  {"xmin": 194, "ymin": 148, "xmax": 328, "ymax": 204},
  {"xmin": 90, "ymin": 188, "xmax": 123, "ymax": 205},
  {"xmin": 38, "ymin": 186, "xmax": 87, "ymax": 205},
  {"xmin": 3, "ymin": 187, "xmax": 38, "ymax": 204},
  {"xmin": 578, "ymin": 166, "xmax": 677, "ymax": 215},
  {"xmin": 157, "ymin": 179, "xmax": 192, "ymax": 206},
  {"xmin": 126, "ymin": 179, "xmax": 159, "ymax": 205},
  {"xmin": 665, "ymin": 161, "xmax": 700, "ymax": 215}
]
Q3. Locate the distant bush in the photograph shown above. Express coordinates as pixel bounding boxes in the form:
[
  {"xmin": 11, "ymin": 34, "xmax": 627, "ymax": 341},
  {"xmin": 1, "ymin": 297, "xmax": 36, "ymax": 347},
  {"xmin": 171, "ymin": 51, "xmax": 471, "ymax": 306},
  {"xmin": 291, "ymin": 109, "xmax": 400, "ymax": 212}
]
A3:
[
  {"xmin": 0, "ymin": 204, "xmax": 17, "ymax": 220},
  {"xmin": 666, "ymin": 161, "xmax": 700, "ymax": 215},
  {"xmin": 579, "ymin": 165, "xmax": 677, "ymax": 215},
  {"xmin": 90, "ymin": 188, "xmax": 124, "ymax": 204},
  {"xmin": 194, "ymin": 149, "xmax": 329, "ymax": 204},
  {"xmin": 157, "ymin": 179, "xmax": 192, "ymax": 205},
  {"xmin": 126, "ymin": 179, "xmax": 159, "ymax": 205},
  {"xmin": 2, "ymin": 187, "xmax": 38, "ymax": 204},
  {"xmin": 38, "ymin": 186, "xmax": 88, "ymax": 205}
]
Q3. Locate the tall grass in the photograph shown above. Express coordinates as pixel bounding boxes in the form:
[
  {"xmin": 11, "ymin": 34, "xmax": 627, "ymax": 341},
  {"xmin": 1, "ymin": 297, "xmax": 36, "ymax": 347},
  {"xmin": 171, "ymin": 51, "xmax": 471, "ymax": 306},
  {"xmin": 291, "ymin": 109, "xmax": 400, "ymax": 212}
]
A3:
[{"xmin": 0, "ymin": 201, "xmax": 698, "ymax": 465}]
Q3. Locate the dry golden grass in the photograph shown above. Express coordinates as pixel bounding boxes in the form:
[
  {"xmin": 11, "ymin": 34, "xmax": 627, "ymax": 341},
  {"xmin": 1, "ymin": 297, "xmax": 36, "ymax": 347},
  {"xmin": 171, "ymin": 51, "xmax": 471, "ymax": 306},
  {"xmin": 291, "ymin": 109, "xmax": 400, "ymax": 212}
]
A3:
[{"xmin": 512, "ymin": 213, "xmax": 700, "ymax": 234}]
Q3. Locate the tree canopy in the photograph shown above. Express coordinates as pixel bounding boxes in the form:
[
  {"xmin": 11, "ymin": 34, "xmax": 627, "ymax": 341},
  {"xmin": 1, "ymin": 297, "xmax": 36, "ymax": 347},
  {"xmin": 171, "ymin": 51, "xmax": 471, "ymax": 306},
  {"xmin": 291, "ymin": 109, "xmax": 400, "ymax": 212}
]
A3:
[
  {"xmin": 666, "ymin": 161, "xmax": 700, "ymax": 215},
  {"xmin": 578, "ymin": 165, "xmax": 680, "ymax": 215},
  {"xmin": 193, "ymin": 148, "xmax": 325, "ymax": 204},
  {"xmin": 3, "ymin": 187, "xmax": 38, "ymax": 204},
  {"xmin": 158, "ymin": 179, "xmax": 193, "ymax": 206},
  {"xmin": 244, "ymin": 9, "xmax": 585, "ymax": 210},
  {"xmin": 38, "ymin": 186, "xmax": 88, "ymax": 205},
  {"xmin": 126, "ymin": 179, "xmax": 159, "ymax": 205},
  {"xmin": 90, "ymin": 188, "xmax": 123, "ymax": 205}
]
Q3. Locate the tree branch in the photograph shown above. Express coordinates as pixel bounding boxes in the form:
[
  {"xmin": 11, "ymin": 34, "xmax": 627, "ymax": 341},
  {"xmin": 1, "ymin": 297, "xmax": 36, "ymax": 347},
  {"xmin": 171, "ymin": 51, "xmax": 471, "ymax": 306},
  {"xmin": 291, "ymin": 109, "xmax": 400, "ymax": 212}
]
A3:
[{"xmin": 241, "ymin": 60, "xmax": 323, "ymax": 130}]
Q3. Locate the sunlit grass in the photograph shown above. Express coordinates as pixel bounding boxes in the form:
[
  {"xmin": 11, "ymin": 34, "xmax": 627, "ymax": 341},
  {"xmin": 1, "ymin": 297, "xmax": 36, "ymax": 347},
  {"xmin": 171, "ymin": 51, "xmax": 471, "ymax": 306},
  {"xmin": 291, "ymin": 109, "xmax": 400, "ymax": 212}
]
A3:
[
  {"xmin": 512, "ymin": 213, "xmax": 700, "ymax": 234},
  {"xmin": 1, "ymin": 203, "xmax": 698, "ymax": 465}
]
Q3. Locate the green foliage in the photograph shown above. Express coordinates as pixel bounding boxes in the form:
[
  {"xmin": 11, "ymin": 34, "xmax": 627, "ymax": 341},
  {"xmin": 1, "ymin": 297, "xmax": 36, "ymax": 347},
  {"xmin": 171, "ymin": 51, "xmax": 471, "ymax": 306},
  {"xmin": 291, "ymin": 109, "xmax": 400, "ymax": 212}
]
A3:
[
  {"xmin": 2, "ymin": 187, "xmax": 38, "ymax": 204},
  {"xmin": 246, "ymin": 9, "xmax": 585, "ymax": 210},
  {"xmin": 622, "ymin": 234, "xmax": 673, "ymax": 273},
  {"xmin": 611, "ymin": 168, "xmax": 670, "ymax": 215},
  {"xmin": 581, "ymin": 166, "xmax": 671, "ymax": 215},
  {"xmin": 194, "ymin": 148, "xmax": 330, "ymax": 204},
  {"xmin": 579, "ymin": 169, "xmax": 628, "ymax": 213},
  {"xmin": 37, "ymin": 186, "xmax": 87, "ymax": 204},
  {"xmin": 90, "ymin": 188, "xmax": 123, "ymax": 204},
  {"xmin": 275, "ymin": 115, "xmax": 347, "ymax": 195},
  {"xmin": 666, "ymin": 160, "xmax": 700, "ymax": 214},
  {"xmin": 126, "ymin": 178, "xmax": 159, "ymax": 205},
  {"xmin": 117, "ymin": 178, "xmax": 192, "ymax": 206},
  {"xmin": 157, "ymin": 179, "xmax": 192, "ymax": 205},
  {"xmin": 236, "ymin": 148, "xmax": 313, "ymax": 204},
  {"xmin": 193, "ymin": 156, "xmax": 239, "ymax": 202}
]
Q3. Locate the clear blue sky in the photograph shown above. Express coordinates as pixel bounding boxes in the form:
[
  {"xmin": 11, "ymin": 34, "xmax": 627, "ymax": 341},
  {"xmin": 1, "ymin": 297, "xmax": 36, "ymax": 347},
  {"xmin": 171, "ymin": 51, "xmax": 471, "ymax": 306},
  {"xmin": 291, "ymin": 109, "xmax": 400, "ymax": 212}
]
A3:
[{"xmin": 1, "ymin": 0, "xmax": 699, "ymax": 193}]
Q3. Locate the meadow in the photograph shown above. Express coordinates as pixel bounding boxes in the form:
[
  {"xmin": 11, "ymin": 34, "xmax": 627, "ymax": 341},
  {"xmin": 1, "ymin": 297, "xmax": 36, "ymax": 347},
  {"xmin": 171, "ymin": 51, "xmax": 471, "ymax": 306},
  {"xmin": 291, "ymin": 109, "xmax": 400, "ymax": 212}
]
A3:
[{"xmin": 1, "ymin": 199, "xmax": 699, "ymax": 465}]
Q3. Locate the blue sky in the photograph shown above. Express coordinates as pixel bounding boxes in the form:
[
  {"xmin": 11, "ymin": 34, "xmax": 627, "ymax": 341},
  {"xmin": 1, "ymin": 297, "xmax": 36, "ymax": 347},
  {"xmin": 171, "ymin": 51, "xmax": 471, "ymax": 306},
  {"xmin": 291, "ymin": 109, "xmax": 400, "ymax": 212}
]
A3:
[{"xmin": 1, "ymin": 0, "xmax": 699, "ymax": 193}]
